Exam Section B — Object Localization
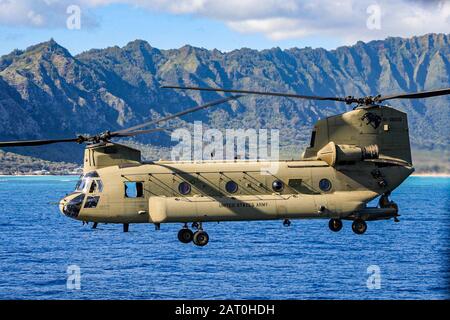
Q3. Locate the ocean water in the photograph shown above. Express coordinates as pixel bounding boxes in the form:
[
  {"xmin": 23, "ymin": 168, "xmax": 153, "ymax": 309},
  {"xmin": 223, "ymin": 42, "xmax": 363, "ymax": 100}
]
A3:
[{"xmin": 0, "ymin": 176, "xmax": 448, "ymax": 300}]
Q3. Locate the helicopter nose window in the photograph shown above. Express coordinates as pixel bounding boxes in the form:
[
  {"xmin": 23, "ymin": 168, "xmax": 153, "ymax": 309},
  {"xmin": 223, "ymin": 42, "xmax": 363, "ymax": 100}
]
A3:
[
  {"xmin": 84, "ymin": 196, "xmax": 100, "ymax": 208},
  {"xmin": 62, "ymin": 194, "xmax": 85, "ymax": 218},
  {"xmin": 125, "ymin": 182, "xmax": 144, "ymax": 198}
]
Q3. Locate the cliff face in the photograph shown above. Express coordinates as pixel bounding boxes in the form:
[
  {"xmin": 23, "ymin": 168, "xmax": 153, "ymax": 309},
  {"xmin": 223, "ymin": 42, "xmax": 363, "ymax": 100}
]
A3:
[{"xmin": 0, "ymin": 34, "xmax": 449, "ymax": 162}]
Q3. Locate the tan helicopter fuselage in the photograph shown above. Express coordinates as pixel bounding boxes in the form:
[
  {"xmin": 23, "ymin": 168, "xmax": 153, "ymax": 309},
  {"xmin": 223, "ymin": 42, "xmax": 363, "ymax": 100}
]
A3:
[{"xmin": 59, "ymin": 105, "xmax": 414, "ymax": 225}]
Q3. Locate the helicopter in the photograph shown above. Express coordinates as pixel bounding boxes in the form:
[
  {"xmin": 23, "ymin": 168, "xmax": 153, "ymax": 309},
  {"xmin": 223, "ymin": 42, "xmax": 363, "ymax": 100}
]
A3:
[{"xmin": 1, "ymin": 86, "xmax": 449, "ymax": 246}]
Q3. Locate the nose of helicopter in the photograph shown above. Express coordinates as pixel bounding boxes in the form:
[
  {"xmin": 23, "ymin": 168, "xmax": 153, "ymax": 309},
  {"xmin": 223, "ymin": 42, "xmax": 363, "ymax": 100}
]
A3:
[{"xmin": 59, "ymin": 193, "xmax": 85, "ymax": 219}]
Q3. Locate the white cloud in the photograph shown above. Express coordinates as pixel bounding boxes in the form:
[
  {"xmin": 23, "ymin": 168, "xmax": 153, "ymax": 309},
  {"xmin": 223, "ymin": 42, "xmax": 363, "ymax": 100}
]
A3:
[
  {"xmin": 0, "ymin": 0, "xmax": 448, "ymax": 45},
  {"xmin": 0, "ymin": 0, "xmax": 97, "ymax": 28}
]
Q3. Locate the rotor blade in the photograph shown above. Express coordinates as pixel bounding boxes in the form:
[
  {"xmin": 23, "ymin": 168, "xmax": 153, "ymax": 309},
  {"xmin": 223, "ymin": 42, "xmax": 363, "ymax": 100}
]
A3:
[
  {"xmin": 113, "ymin": 127, "xmax": 172, "ymax": 138},
  {"xmin": 161, "ymin": 85, "xmax": 348, "ymax": 102},
  {"xmin": 114, "ymin": 94, "xmax": 244, "ymax": 134},
  {"xmin": 0, "ymin": 137, "xmax": 81, "ymax": 148},
  {"xmin": 378, "ymin": 87, "xmax": 450, "ymax": 102}
]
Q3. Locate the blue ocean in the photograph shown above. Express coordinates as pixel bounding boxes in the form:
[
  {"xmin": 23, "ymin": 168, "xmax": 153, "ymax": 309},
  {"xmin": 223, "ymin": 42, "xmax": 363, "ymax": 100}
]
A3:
[{"xmin": 0, "ymin": 176, "xmax": 448, "ymax": 299}]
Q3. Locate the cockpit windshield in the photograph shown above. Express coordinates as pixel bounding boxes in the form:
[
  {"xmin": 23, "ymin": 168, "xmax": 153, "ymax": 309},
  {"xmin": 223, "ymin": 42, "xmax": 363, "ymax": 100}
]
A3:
[{"xmin": 75, "ymin": 171, "xmax": 103, "ymax": 193}]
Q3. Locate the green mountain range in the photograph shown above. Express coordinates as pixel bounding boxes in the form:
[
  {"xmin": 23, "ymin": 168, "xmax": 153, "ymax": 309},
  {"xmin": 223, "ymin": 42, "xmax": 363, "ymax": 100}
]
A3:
[{"xmin": 0, "ymin": 33, "xmax": 449, "ymax": 169}]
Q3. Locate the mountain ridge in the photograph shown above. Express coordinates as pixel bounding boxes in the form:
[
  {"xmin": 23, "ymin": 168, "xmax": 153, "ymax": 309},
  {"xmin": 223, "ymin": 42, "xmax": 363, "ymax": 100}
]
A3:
[{"xmin": 0, "ymin": 33, "xmax": 449, "ymax": 163}]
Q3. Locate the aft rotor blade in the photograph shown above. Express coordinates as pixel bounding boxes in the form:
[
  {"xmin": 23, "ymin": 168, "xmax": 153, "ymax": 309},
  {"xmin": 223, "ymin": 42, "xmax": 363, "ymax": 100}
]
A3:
[
  {"xmin": 114, "ymin": 94, "xmax": 244, "ymax": 134},
  {"xmin": 162, "ymin": 85, "xmax": 348, "ymax": 102},
  {"xmin": 0, "ymin": 137, "xmax": 81, "ymax": 148},
  {"xmin": 114, "ymin": 127, "xmax": 172, "ymax": 138},
  {"xmin": 378, "ymin": 87, "xmax": 450, "ymax": 102}
]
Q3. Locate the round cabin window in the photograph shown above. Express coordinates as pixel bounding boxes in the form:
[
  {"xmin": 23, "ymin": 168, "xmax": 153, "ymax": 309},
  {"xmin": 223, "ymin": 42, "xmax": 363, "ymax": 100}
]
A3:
[
  {"xmin": 272, "ymin": 180, "xmax": 284, "ymax": 192},
  {"xmin": 178, "ymin": 182, "xmax": 191, "ymax": 195},
  {"xmin": 225, "ymin": 181, "xmax": 238, "ymax": 193},
  {"xmin": 319, "ymin": 178, "xmax": 332, "ymax": 192}
]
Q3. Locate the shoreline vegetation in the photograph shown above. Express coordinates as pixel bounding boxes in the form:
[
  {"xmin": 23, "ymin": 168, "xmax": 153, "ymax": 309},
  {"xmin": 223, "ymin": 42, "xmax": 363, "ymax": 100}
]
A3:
[{"xmin": 0, "ymin": 150, "xmax": 82, "ymax": 176}]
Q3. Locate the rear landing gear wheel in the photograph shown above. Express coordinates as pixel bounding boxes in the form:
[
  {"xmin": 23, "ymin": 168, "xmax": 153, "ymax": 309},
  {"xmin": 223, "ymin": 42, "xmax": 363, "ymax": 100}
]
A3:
[
  {"xmin": 178, "ymin": 228, "xmax": 194, "ymax": 243},
  {"xmin": 352, "ymin": 219, "xmax": 367, "ymax": 235},
  {"xmin": 329, "ymin": 219, "xmax": 343, "ymax": 232},
  {"xmin": 193, "ymin": 230, "xmax": 209, "ymax": 246}
]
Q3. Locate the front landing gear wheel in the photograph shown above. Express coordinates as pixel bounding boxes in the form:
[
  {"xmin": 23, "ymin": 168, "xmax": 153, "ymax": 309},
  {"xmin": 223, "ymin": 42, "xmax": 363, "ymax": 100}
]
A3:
[
  {"xmin": 178, "ymin": 228, "xmax": 194, "ymax": 243},
  {"xmin": 329, "ymin": 219, "xmax": 343, "ymax": 232},
  {"xmin": 193, "ymin": 230, "xmax": 209, "ymax": 247},
  {"xmin": 352, "ymin": 219, "xmax": 367, "ymax": 235}
]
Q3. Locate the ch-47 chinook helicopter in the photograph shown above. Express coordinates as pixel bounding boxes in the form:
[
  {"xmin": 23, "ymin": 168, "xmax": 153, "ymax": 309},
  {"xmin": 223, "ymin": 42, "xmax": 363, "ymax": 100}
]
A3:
[{"xmin": 1, "ymin": 86, "xmax": 449, "ymax": 246}]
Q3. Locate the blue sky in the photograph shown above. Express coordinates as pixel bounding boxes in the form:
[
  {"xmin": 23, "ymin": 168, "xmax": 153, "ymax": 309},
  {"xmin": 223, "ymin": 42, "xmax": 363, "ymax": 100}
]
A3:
[{"xmin": 0, "ymin": 1, "xmax": 448, "ymax": 56}]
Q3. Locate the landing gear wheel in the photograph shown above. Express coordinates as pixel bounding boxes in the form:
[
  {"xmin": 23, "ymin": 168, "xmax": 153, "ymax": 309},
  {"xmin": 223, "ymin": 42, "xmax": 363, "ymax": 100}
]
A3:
[
  {"xmin": 178, "ymin": 228, "xmax": 194, "ymax": 243},
  {"xmin": 193, "ymin": 230, "xmax": 209, "ymax": 247},
  {"xmin": 329, "ymin": 219, "xmax": 343, "ymax": 232},
  {"xmin": 352, "ymin": 219, "xmax": 367, "ymax": 235}
]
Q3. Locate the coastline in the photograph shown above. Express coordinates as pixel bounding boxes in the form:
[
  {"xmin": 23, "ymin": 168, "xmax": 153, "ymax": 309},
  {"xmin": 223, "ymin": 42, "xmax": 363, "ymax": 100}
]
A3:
[
  {"xmin": 411, "ymin": 173, "xmax": 450, "ymax": 178},
  {"xmin": 0, "ymin": 174, "xmax": 79, "ymax": 177}
]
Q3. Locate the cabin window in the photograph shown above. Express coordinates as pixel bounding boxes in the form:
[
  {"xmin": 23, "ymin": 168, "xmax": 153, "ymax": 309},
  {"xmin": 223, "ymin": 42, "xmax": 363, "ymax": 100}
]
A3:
[
  {"xmin": 124, "ymin": 182, "xmax": 144, "ymax": 198},
  {"xmin": 309, "ymin": 131, "xmax": 316, "ymax": 148},
  {"xmin": 225, "ymin": 181, "xmax": 238, "ymax": 194},
  {"xmin": 288, "ymin": 178, "xmax": 317, "ymax": 194},
  {"xmin": 288, "ymin": 179, "xmax": 302, "ymax": 190},
  {"xmin": 272, "ymin": 180, "xmax": 284, "ymax": 192},
  {"xmin": 178, "ymin": 182, "xmax": 191, "ymax": 195},
  {"xmin": 319, "ymin": 178, "xmax": 332, "ymax": 192}
]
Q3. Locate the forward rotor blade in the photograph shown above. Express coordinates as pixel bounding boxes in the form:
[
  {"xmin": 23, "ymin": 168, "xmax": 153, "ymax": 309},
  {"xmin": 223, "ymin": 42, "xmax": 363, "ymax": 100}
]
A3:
[
  {"xmin": 162, "ymin": 85, "xmax": 348, "ymax": 102},
  {"xmin": 0, "ymin": 137, "xmax": 81, "ymax": 148},
  {"xmin": 378, "ymin": 87, "xmax": 450, "ymax": 102},
  {"xmin": 114, "ymin": 94, "xmax": 244, "ymax": 135}
]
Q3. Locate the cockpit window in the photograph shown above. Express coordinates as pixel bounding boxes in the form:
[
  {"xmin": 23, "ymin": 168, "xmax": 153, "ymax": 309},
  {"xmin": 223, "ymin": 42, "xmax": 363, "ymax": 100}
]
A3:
[
  {"xmin": 75, "ymin": 179, "xmax": 82, "ymax": 190},
  {"xmin": 97, "ymin": 180, "xmax": 103, "ymax": 192},
  {"xmin": 75, "ymin": 178, "xmax": 86, "ymax": 192},
  {"xmin": 84, "ymin": 171, "xmax": 99, "ymax": 178},
  {"xmin": 89, "ymin": 180, "xmax": 97, "ymax": 193},
  {"xmin": 75, "ymin": 177, "xmax": 92, "ymax": 192},
  {"xmin": 84, "ymin": 196, "xmax": 100, "ymax": 208},
  {"xmin": 75, "ymin": 173, "xmax": 103, "ymax": 193}
]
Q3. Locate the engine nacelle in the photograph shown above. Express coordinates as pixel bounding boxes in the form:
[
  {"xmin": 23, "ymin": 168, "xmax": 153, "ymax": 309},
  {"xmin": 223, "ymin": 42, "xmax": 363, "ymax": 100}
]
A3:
[{"xmin": 316, "ymin": 141, "xmax": 379, "ymax": 166}]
